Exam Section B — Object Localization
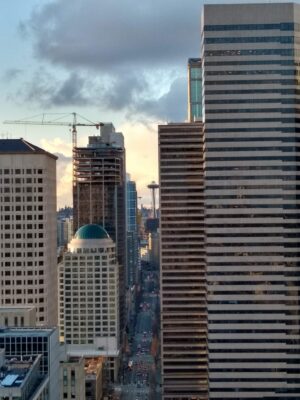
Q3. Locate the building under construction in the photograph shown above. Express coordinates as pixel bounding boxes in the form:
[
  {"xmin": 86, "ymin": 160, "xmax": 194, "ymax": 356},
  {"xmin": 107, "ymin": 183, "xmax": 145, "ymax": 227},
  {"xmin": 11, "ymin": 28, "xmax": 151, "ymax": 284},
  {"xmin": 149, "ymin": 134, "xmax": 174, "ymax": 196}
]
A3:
[{"xmin": 73, "ymin": 123, "xmax": 126, "ymax": 334}]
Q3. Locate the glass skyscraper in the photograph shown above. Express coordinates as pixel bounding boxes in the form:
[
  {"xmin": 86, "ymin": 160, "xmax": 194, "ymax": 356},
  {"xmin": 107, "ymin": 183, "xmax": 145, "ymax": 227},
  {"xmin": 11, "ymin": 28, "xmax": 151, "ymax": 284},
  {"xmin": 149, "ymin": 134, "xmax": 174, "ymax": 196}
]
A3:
[
  {"xmin": 188, "ymin": 58, "xmax": 202, "ymax": 122},
  {"xmin": 202, "ymin": 3, "xmax": 300, "ymax": 398},
  {"xmin": 126, "ymin": 176, "xmax": 138, "ymax": 287}
]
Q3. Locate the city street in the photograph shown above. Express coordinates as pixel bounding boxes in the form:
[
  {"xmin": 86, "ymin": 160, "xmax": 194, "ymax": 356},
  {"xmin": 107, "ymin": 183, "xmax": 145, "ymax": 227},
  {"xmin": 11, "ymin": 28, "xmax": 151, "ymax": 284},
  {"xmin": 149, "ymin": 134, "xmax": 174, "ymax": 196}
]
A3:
[{"xmin": 121, "ymin": 262, "xmax": 160, "ymax": 399}]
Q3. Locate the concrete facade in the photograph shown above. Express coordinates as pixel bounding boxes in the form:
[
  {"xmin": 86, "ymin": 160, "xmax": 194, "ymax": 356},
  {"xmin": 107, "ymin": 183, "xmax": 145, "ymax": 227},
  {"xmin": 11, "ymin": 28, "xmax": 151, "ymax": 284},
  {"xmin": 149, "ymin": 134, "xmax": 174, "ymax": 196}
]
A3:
[
  {"xmin": 202, "ymin": 3, "xmax": 300, "ymax": 398},
  {"xmin": 0, "ymin": 306, "xmax": 36, "ymax": 327},
  {"xmin": 59, "ymin": 225, "xmax": 120, "ymax": 383},
  {"xmin": 0, "ymin": 139, "xmax": 57, "ymax": 326}
]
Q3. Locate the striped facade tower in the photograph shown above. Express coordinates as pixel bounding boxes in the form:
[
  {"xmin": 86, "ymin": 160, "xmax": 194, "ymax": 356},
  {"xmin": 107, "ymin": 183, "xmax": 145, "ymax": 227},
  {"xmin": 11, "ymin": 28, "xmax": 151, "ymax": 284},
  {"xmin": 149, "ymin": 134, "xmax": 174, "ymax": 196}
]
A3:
[
  {"xmin": 202, "ymin": 3, "xmax": 300, "ymax": 398},
  {"xmin": 159, "ymin": 122, "xmax": 208, "ymax": 399}
]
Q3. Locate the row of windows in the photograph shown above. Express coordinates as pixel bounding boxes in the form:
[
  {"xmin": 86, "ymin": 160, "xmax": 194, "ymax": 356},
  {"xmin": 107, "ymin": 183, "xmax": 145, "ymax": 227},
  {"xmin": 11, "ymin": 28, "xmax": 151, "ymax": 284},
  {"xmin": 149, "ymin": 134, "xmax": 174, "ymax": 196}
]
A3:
[
  {"xmin": 1, "ymin": 252, "xmax": 44, "ymax": 257},
  {"xmin": 205, "ymin": 59, "xmax": 297, "ymax": 66},
  {"xmin": 206, "ymin": 117, "xmax": 300, "ymax": 123},
  {"xmin": 203, "ymin": 22, "xmax": 296, "ymax": 31},
  {"xmin": 207, "ymin": 146, "xmax": 300, "ymax": 152},
  {"xmin": 206, "ymin": 69, "xmax": 297, "ymax": 77},
  {"xmin": 206, "ymin": 107, "xmax": 297, "ymax": 114},
  {"xmin": 206, "ymin": 155, "xmax": 300, "ymax": 161},
  {"xmin": 206, "ymin": 78, "xmax": 297, "ymax": 85},
  {"xmin": 0, "ymin": 169, "xmax": 43, "ymax": 174},
  {"xmin": 205, "ymin": 48, "xmax": 294, "ymax": 57},
  {"xmin": 205, "ymin": 165, "xmax": 300, "ymax": 171},
  {"xmin": 205, "ymin": 132, "xmax": 300, "ymax": 138},
  {"xmin": 0, "ymin": 224, "xmax": 44, "ymax": 230},
  {"xmin": 206, "ymin": 88, "xmax": 300, "ymax": 95},
  {"xmin": 0, "ymin": 179, "xmax": 43, "ymax": 186},
  {"xmin": 205, "ymin": 36, "xmax": 294, "ymax": 44}
]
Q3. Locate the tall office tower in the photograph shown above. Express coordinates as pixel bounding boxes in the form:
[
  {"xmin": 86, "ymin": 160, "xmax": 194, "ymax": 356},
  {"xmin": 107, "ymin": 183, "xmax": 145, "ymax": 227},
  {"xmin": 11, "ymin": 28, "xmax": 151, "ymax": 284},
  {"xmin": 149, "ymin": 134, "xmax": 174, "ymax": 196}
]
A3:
[
  {"xmin": 159, "ymin": 122, "xmax": 208, "ymax": 399},
  {"xmin": 202, "ymin": 3, "xmax": 300, "ymax": 398},
  {"xmin": 59, "ymin": 224, "xmax": 120, "ymax": 382},
  {"xmin": 0, "ymin": 138, "xmax": 57, "ymax": 326},
  {"xmin": 73, "ymin": 124, "xmax": 126, "ymax": 335},
  {"xmin": 188, "ymin": 58, "xmax": 202, "ymax": 122},
  {"xmin": 126, "ymin": 175, "xmax": 138, "ymax": 288}
]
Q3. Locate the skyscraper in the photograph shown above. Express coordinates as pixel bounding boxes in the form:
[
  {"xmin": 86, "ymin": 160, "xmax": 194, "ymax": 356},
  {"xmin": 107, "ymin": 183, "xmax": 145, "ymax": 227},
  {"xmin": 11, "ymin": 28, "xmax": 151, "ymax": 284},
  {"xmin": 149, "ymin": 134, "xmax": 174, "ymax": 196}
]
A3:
[
  {"xmin": 0, "ymin": 138, "xmax": 57, "ymax": 326},
  {"xmin": 73, "ymin": 124, "xmax": 126, "ymax": 335},
  {"xmin": 159, "ymin": 122, "xmax": 208, "ymax": 399},
  {"xmin": 202, "ymin": 3, "xmax": 300, "ymax": 398},
  {"xmin": 126, "ymin": 175, "xmax": 138, "ymax": 288},
  {"xmin": 188, "ymin": 58, "xmax": 202, "ymax": 122}
]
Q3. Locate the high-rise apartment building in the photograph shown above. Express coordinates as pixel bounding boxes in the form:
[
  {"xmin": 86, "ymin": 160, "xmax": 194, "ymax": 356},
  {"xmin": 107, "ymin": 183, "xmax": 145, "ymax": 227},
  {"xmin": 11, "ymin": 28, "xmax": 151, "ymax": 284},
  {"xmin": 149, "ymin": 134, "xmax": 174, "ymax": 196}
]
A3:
[
  {"xmin": 73, "ymin": 124, "xmax": 126, "ymax": 335},
  {"xmin": 188, "ymin": 58, "xmax": 202, "ymax": 122},
  {"xmin": 159, "ymin": 122, "xmax": 208, "ymax": 399},
  {"xmin": 59, "ymin": 224, "xmax": 120, "ymax": 382},
  {"xmin": 202, "ymin": 3, "xmax": 300, "ymax": 398},
  {"xmin": 0, "ymin": 138, "xmax": 57, "ymax": 326}
]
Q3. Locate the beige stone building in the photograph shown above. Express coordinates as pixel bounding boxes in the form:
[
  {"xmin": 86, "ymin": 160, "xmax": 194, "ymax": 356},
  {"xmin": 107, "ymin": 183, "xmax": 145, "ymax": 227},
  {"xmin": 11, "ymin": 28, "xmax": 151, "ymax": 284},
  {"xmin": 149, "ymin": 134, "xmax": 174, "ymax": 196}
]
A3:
[
  {"xmin": 59, "ymin": 224, "xmax": 120, "ymax": 383},
  {"xmin": 0, "ymin": 306, "xmax": 36, "ymax": 327},
  {"xmin": 0, "ymin": 138, "xmax": 57, "ymax": 326}
]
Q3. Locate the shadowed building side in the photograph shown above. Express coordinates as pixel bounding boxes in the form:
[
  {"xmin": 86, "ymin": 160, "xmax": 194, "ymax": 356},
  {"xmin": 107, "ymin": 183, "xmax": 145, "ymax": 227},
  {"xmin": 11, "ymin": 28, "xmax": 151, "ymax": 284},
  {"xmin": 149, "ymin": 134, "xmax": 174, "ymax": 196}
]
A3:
[{"xmin": 159, "ymin": 122, "xmax": 208, "ymax": 399}]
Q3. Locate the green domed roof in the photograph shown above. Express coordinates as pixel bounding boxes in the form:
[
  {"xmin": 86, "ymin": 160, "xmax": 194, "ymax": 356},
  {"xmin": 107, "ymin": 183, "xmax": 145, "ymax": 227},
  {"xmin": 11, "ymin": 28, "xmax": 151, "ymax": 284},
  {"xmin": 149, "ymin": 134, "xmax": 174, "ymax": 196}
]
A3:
[{"xmin": 75, "ymin": 224, "xmax": 110, "ymax": 240}]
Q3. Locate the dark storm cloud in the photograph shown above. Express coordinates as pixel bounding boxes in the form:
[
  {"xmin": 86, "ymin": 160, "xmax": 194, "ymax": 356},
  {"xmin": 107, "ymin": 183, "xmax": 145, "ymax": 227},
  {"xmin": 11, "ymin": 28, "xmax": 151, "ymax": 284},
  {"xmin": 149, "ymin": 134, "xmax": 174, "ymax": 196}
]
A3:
[
  {"xmin": 16, "ymin": 0, "xmax": 201, "ymax": 121},
  {"xmin": 133, "ymin": 77, "xmax": 187, "ymax": 122},
  {"xmin": 20, "ymin": 69, "xmax": 96, "ymax": 107},
  {"xmin": 51, "ymin": 73, "xmax": 90, "ymax": 106},
  {"xmin": 3, "ymin": 68, "xmax": 23, "ymax": 82},
  {"xmin": 104, "ymin": 73, "xmax": 149, "ymax": 111},
  {"xmin": 23, "ymin": 0, "xmax": 201, "ymax": 70}
]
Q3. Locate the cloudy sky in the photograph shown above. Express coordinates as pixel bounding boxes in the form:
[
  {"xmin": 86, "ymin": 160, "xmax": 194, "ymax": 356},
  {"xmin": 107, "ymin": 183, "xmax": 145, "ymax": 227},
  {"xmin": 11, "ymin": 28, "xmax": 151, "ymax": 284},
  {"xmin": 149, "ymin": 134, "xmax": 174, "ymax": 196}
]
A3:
[{"xmin": 0, "ymin": 0, "xmax": 203, "ymax": 207}]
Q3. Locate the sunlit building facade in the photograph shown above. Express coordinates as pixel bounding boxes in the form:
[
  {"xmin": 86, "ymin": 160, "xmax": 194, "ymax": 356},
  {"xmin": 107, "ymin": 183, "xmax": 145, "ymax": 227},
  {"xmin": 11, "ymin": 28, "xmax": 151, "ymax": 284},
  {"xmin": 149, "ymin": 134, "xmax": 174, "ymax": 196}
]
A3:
[
  {"xmin": 59, "ymin": 224, "xmax": 120, "ymax": 382},
  {"xmin": 0, "ymin": 139, "xmax": 57, "ymax": 326}
]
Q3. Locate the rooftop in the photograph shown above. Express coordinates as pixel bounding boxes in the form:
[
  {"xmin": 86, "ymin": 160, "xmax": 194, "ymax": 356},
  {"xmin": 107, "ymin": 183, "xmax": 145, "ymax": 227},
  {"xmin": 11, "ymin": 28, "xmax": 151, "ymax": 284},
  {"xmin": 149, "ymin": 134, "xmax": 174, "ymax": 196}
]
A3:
[
  {"xmin": 0, "ymin": 327, "xmax": 56, "ymax": 337},
  {"xmin": 0, "ymin": 354, "xmax": 41, "ymax": 389},
  {"xmin": 75, "ymin": 224, "xmax": 110, "ymax": 240},
  {"xmin": 0, "ymin": 138, "xmax": 57, "ymax": 159},
  {"xmin": 85, "ymin": 357, "xmax": 104, "ymax": 375}
]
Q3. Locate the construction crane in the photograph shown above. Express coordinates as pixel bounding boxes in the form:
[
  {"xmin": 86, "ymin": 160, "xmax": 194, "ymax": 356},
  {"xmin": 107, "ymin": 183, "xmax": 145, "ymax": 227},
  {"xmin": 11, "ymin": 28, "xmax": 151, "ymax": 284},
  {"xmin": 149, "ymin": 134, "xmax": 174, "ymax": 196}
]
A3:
[{"xmin": 4, "ymin": 112, "xmax": 104, "ymax": 149}]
